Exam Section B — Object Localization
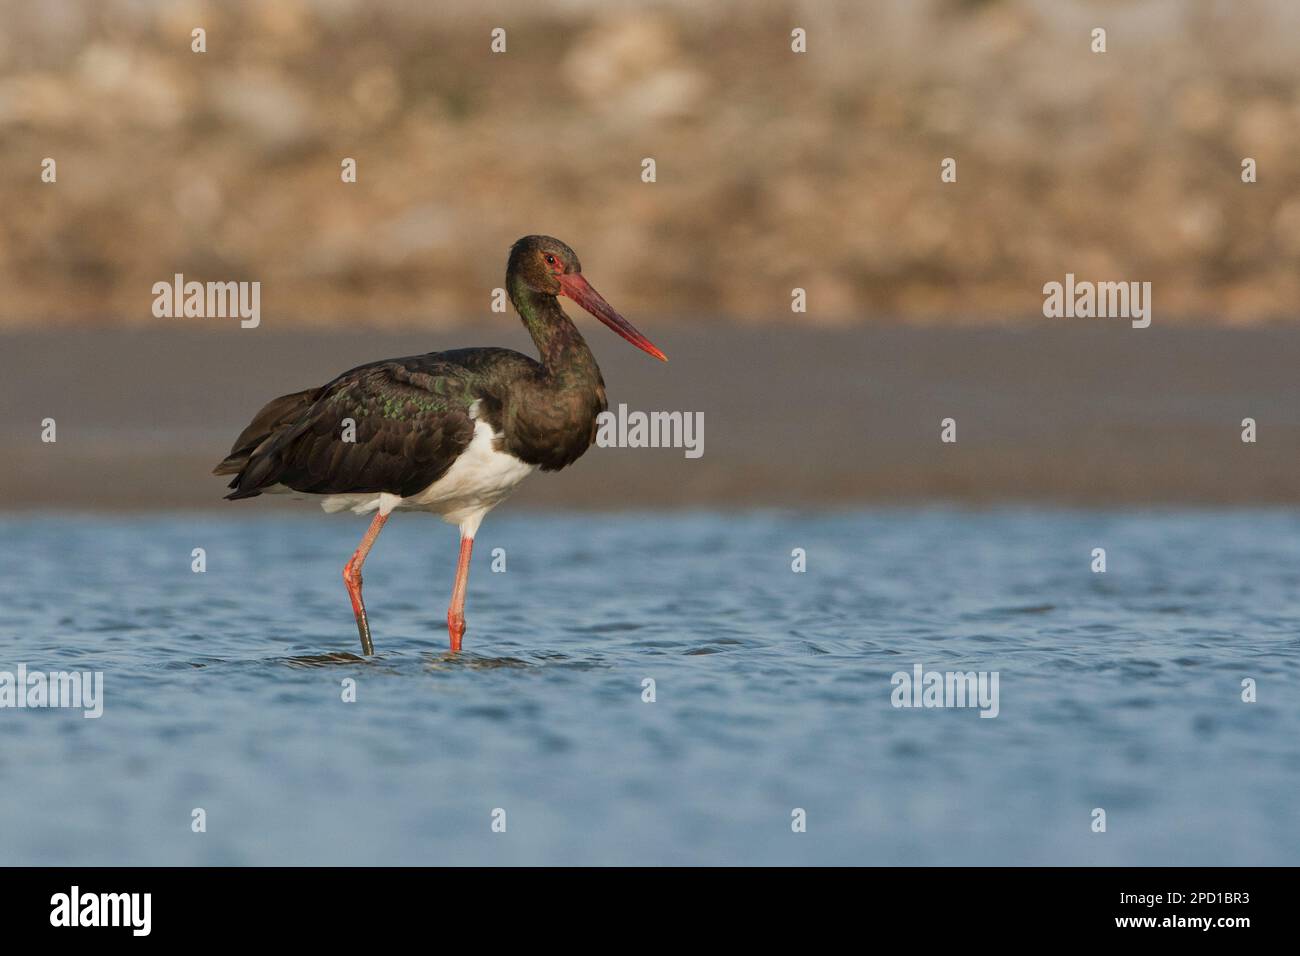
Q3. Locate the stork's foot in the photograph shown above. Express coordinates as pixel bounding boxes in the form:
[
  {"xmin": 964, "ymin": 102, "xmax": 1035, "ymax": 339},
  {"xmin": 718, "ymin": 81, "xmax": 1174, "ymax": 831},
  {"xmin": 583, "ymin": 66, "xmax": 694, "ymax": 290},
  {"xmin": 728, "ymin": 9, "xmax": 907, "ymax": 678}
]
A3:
[
  {"xmin": 445, "ymin": 534, "xmax": 474, "ymax": 653},
  {"xmin": 340, "ymin": 512, "xmax": 389, "ymax": 657},
  {"xmin": 343, "ymin": 564, "xmax": 375, "ymax": 656},
  {"xmin": 447, "ymin": 611, "xmax": 465, "ymax": 653},
  {"xmin": 354, "ymin": 611, "xmax": 375, "ymax": 657}
]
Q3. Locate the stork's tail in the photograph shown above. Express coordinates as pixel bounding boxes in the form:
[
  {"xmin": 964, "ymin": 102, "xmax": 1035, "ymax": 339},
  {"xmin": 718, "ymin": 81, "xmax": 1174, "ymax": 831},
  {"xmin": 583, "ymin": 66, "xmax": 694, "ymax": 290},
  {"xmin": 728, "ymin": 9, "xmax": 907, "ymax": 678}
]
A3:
[{"xmin": 214, "ymin": 387, "xmax": 321, "ymax": 500}]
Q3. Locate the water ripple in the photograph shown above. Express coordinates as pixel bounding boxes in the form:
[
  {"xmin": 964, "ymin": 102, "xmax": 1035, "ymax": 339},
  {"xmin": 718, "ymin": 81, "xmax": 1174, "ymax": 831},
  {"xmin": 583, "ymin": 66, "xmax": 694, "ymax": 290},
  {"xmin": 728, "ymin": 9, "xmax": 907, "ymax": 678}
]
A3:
[{"xmin": 0, "ymin": 507, "xmax": 1297, "ymax": 865}]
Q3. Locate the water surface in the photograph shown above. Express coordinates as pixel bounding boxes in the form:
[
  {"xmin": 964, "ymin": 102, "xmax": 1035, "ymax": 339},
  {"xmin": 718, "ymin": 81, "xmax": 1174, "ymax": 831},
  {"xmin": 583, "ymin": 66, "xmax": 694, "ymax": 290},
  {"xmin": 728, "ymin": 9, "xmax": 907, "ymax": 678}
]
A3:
[{"xmin": 1, "ymin": 508, "xmax": 1296, "ymax": 865}]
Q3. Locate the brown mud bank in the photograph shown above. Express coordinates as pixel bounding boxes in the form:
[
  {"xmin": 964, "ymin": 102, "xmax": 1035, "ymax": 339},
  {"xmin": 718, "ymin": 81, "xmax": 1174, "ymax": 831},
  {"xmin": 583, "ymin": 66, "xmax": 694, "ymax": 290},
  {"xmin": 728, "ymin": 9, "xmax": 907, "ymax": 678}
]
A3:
[{"xmin": 2, "ymin": 322, "xmax": 1297, "ymax": 511}]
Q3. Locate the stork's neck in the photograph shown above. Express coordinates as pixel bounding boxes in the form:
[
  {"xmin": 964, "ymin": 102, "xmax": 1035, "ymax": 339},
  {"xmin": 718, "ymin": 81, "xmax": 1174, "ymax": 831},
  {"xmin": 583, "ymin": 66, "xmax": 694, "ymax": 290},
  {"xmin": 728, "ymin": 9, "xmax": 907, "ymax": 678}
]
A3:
[
  {"xmin": 501, "ymin": 274, "xmax": 608, "ymax": 470},
  {"xmin": 508, "ymin": 277, "xmax": 600, "ymax": 380}
]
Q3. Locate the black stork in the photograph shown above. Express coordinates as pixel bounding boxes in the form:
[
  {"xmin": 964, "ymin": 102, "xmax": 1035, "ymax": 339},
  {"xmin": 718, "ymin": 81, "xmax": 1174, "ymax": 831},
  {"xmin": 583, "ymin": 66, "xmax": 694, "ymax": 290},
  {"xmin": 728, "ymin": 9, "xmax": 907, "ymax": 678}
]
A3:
[{"xmin": 214, "ymin": 236, "xmax": 666, "ymax": 655}]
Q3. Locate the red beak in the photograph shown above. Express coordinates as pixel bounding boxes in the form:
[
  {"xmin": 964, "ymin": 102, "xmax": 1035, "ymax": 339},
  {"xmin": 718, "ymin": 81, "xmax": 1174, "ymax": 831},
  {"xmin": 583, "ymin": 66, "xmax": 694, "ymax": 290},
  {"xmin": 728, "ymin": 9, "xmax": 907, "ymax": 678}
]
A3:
[{"xmin": 557, "ymin": 273, "xmax": 667, "ymax": 362}]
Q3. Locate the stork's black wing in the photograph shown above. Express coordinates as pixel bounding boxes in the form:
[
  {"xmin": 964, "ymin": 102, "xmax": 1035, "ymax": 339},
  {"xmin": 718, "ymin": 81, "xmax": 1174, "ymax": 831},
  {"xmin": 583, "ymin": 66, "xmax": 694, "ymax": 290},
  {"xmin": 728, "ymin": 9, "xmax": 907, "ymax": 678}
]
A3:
[{"xmin": 216, "ymin": 354, "xmax": 489, "ymax": 500}]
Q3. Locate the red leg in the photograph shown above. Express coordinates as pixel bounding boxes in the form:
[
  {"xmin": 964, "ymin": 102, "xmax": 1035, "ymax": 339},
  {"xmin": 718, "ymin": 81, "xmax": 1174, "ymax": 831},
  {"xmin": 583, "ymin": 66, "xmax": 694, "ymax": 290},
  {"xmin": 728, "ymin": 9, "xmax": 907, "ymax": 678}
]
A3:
[
  {"xmin": 446, "ymin": 535, "xmax": 474, "ymax": 652},
  {"xmin": 342, "ymin": 513, "xmax": 389, "ymax": 655}
]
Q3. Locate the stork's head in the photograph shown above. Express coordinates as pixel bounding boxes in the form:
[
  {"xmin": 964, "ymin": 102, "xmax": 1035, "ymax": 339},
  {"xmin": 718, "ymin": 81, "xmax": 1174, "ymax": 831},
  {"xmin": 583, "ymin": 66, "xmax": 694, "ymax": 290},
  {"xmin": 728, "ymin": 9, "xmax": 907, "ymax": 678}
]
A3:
[{"xmin": 507, "ymin": 235, "xmax": 666, "ymax": 362}]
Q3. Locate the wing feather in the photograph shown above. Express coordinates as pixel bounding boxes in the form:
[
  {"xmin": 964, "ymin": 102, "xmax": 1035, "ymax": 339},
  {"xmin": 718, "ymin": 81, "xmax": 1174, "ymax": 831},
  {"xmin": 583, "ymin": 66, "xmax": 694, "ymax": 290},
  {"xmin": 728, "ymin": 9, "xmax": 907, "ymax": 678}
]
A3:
[{"xmin": 220, "ymin": 356, "xmax": 481, "ymax": 500}]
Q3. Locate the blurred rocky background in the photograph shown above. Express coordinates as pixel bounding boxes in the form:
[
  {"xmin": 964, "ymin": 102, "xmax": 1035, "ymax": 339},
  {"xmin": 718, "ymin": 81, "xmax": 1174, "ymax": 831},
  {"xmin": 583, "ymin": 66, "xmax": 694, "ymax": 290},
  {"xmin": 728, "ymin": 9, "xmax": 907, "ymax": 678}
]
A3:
[{"xmin": 2, "ymin": 0, "xmax": 1299, "ymax": 328}]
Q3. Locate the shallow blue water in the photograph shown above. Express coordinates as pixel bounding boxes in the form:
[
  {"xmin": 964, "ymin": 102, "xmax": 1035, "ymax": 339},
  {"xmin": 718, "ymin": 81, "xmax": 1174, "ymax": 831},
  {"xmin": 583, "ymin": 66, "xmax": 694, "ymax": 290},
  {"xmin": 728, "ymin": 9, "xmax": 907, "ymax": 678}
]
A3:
[{"xmin": 1, "ymin": 508, "xmax": 1297, "ymax": 865}]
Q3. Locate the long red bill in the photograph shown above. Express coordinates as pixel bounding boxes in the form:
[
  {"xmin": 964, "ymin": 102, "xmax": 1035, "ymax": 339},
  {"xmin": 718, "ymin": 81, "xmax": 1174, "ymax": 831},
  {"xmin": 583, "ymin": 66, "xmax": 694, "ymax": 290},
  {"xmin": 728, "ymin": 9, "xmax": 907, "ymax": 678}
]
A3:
[{"xmin": 557, "ymin": 273, "xmax": 667, "ymax": 362}]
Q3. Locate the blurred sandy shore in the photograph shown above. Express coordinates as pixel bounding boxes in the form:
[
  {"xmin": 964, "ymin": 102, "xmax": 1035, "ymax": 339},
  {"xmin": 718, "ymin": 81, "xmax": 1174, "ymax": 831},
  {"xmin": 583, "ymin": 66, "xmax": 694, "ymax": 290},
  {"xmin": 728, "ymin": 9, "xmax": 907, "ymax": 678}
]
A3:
[
  {"xmin": 6, "ymin": 0, "xmax": 1300, "ymax": 326},
  {"xmin": 3, "ymin": 321, "xmax": 1297, "ymax": 511}
]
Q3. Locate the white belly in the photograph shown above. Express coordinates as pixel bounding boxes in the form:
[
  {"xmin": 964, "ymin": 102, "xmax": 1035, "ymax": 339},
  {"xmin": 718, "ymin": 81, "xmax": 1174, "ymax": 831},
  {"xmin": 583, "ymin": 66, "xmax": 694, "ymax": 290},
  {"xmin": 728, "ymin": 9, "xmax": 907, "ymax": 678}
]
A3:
[{"xmin": 317, "ymin": 420, "xmax": 535, "ymax": 538}]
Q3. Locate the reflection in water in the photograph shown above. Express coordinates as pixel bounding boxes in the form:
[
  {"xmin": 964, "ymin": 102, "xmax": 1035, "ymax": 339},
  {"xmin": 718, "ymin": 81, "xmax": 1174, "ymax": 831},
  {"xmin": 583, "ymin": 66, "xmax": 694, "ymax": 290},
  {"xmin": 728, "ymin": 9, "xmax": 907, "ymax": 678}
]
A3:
[
  {"xmin": 282, "ymin": 652, "xmax": 371, "ymax": 668},
  {"xmin": 176, "ymin": 651, "xmax": 552, "ymax": 671}
]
